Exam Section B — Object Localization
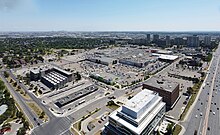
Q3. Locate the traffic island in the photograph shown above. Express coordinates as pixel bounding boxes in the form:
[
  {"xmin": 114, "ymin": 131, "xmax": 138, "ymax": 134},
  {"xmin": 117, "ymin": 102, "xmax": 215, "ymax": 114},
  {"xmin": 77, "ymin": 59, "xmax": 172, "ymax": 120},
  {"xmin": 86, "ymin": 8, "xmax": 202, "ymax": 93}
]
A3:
[
  {"xmin": 106, "ymin": 100, "xmax": 120, "ymax": 111},
  {"xmin": 73, "ymin": 108, "xmax": 101, "ymax": 134},
  {"xmin": 173, "ymin": 124, "xmax": 182, "ymax": 135}
]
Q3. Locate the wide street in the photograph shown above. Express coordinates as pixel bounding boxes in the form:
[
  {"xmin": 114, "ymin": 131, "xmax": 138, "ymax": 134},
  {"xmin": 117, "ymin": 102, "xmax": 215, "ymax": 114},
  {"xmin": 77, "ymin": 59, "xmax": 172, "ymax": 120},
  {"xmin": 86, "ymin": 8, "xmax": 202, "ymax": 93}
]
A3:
[
  {"xmin": 7, "ymin": 70, "xmax": 55, "ymax": 119},
  {"xmin": 183, "ymin": 43, "xmax": 220, "ymax": 135},
  {"xmin": 0, "ymin": 71, "xmax": 41, "ymax": 127}
]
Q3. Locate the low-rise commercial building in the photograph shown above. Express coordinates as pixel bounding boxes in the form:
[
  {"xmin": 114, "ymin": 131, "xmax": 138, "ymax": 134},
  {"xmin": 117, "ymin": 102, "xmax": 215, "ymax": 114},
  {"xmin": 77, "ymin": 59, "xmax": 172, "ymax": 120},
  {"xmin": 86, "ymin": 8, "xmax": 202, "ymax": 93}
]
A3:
[
  {"xmin": 119, "ymin": 55, "xmax": 157, "ymax": 68},
  {"xmin": 104, "ymin": 89, "xmax": 166, "ymax": 135},
  {"xmin": 86, "ymin": 56, "xmax": 118, "ymax": 66},
  {"xmin": 30, "ymin": 65, "xmax": 73, "ymax": 90},
  {"xmin": 55, "ymin": 85, "xmax": 98, "ymax": 108},
  {"xmin": 143, "ymin": 76, "xmax": 179, "ymax": 109},
  {"xmin": 151, "ymin": 53, "xmax": 178, "ymax": 63}
]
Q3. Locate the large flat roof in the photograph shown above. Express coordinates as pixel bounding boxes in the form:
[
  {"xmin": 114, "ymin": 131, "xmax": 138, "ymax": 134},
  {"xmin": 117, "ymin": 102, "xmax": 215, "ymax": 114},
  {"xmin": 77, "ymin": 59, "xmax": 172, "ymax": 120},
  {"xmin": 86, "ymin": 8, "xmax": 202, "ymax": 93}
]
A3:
[
  {"xmin": 55, "ymin": 85, "xmax": 98, "ymax": 108},
  {"xmin": 30, "ymin": 65, "xmax": 53, "ymax": 74},
  {"xmin": 144, "ymin": 76, "xmax": 179, "ymax": 92},
  {"xmin": 110, "ymin": 99, "xmax": 165, "ymax": 134},
  {"xmin": 97, "ymin": 56, "xmax": 117, "ymax": 63},
  {"xmin": 152, "ymin": 53, "xmax": 178, "ymax": 61},
  {"xmin": 123, "ymin": 90, "xmax": 159, "ymax": 118},
  {"xmin": 53, "ymin": 67, "xmax": 72, "ymax": 76}
]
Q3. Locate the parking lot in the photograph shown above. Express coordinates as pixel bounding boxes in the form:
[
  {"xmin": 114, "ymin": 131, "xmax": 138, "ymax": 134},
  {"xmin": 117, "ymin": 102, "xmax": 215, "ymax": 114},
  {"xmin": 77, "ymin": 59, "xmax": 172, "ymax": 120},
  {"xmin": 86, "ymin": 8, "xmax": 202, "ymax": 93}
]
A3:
[{"xmin": 158, "ymin": 57, "xmax": 206, "ymax": 119}]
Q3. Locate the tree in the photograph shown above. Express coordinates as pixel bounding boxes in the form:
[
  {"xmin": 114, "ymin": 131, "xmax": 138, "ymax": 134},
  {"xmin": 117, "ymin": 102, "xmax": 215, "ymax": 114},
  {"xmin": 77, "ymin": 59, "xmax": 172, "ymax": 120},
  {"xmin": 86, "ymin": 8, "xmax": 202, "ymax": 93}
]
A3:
[
  {"xmin": 165, "ymin": 124, "xmax": 173, "ymax": 135},
  {"xmin": 194, "ymin": 130, "xmax": 198, "ymax": 135},
  {"xmin": 13, "ymin": 82, "xmax": 17, "ymax": 87},
  {"xmin": 187, "ymin": 87, "xmax": 193, "ymax": 95},
  {"xmin": 75, "ymin": 72, "xmax": 81, "ymax": 81},
  {"xmin": 4, "ymin": 71, "xmax": 9, "ymax": 78},
  {"xmin": 23, "ymin": 121, "xmax": 29, "ymax": 129},
  {"xmin": 16, "ymin": 111, "xmax": 23, "ymax": 118},
  {"xmin": 107, "ymin": 100, "xmax": 115, "ymax": 106},
  {"xmin": 10, "ymin": 79, "xmax": 13, "ymax": 83},
  {"xmin": 17, "ymin": 127, "xmax": 26, "ymax": 135},
  {"xmin": 40, "ymin": 111, "xmax": 45, "ymax": 118},
  {"xmin": 26, "ymin": 73, "xmax": 30, "ymax": 78},
  {"xmin": 34, "ymin": 86, "xmax": 38, "ymax": 91},
  {"xmin": 30, "ymin": 84, "xmax": 34, "ymax": 88}
]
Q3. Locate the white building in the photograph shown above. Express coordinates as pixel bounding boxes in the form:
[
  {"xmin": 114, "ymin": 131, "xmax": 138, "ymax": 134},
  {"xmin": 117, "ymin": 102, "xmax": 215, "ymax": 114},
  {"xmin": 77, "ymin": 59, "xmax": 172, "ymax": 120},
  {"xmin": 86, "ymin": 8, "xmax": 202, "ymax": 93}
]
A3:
[{"xmin": 105, "ymin": 89, "xmax": 166, "ymax": 135}]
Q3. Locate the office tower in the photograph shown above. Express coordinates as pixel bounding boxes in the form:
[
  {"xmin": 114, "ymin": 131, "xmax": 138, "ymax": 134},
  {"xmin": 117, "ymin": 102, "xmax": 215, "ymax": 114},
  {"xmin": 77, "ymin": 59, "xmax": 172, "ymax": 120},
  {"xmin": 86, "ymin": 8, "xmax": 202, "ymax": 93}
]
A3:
[
  {"xmin": 147, "ymin": 34, "xmax": 151, "ymax": 42},
  {"xmin": 153, "ymin": 34, "xmax": 159, "ymax": 42},
  {"xmin": 187, "ymin": 35, "xmax": 199, "ymax": 47},
  {"xmin": 204, "ymin": 36, "xmax": 211, "ymax": 46},
  {"xmin": 166, "ymin": 36, "xmax": 170, "ymax": 46}
]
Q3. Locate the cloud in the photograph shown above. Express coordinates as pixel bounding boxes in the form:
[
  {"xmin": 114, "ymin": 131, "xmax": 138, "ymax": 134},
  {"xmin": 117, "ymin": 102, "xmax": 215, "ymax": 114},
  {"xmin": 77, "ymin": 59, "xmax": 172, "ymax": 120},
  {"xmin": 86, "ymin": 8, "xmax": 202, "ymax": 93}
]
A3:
[
  {"xmin": 0, "ymin": 0, "xmax": 21, "ymax": 11},
  {"xmin": 0, "ymin": 0, "xmax": 36, "ymax": 12}
]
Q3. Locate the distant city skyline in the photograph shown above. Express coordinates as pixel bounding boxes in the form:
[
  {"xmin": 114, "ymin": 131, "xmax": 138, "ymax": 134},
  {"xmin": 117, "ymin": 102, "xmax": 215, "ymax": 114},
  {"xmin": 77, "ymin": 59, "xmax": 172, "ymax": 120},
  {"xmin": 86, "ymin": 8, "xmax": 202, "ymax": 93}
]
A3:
[{"xmin": 0, "ymin": 0, "xmax": 220, "ymax": 31}]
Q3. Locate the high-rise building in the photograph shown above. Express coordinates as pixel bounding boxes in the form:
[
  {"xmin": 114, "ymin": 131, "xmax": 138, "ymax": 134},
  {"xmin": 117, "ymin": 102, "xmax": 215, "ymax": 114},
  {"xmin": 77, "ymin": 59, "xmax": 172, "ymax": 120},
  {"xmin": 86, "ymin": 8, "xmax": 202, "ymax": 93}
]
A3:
[
  {"xmin": 216, "ymin": 37, "xmax": 220, "ymax": 42},
  {"xmin": 174, "ymin": 37, "xmax": 184, "ymax": 46},
  {"xmin": 147, "ymin": 34, "xmax": 151, "ymax": 42},
  {"xmin": 187, "ymin": 35, "xmax": 199, "ymax": 47},
  {"xmin": 166, "ymin": 36, "xmax": 170, "ymax": 46},
  {"xmin": 104, "ymin": 89, "xmax": 166, "ymax": 135},
  {"xmin": 204, "ymin": 36, "xmax": 211, "ymax": 46},
  {"xmin": 153, "ymin": 34, "xmax": 159, "ymax": 42}
]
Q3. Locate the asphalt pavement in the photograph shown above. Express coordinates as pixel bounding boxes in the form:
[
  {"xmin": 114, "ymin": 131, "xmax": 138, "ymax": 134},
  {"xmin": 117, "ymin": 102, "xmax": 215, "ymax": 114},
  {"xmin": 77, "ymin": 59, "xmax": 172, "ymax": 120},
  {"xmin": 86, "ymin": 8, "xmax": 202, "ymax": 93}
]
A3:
[
  {"xmin": 184, "ymin": 44, "xmax": 220, "ymax": 135},
  {"xmin": 0, "ymin": 72, "xmax": 41, "ymax": 127}
]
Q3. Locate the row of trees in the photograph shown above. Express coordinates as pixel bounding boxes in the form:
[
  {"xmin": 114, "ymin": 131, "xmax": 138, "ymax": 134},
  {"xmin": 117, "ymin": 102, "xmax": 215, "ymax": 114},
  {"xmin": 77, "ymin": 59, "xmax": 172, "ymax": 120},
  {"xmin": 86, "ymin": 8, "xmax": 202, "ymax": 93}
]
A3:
[
  {"xmin": 168, "ymin": 73, "xmax": 200, "ymax": 83},
  {"xmin": 0, "ymin": 80, "xmax": 16, "ymax": 124},
  {"xmin": 0, "ymin": 78, "xmax": 30, "ymax": 135}
]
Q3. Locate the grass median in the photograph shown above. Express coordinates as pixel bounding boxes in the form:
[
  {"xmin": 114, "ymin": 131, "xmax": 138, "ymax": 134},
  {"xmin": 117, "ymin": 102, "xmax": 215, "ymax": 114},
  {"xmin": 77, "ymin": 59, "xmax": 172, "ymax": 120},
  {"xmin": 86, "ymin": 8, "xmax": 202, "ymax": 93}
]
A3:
[
  {"xmin": 27, "ymin": 102, "xmax": 48, "ymax": 122},
  {"xmin": 7, "ymin": 77, "xmax": 31, "ymax": 100}
]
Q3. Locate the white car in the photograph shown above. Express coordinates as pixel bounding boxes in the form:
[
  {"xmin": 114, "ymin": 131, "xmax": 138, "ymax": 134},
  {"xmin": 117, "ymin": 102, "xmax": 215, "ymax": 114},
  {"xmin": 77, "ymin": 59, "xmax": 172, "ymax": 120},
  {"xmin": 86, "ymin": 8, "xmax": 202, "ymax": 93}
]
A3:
[
  {"xmin": 213, "ymin": 112, "xmax": 216, "ymax": 115},
  {"xmin": 200, "ymin": 112, "xmax": 203, "ymax": 116}
]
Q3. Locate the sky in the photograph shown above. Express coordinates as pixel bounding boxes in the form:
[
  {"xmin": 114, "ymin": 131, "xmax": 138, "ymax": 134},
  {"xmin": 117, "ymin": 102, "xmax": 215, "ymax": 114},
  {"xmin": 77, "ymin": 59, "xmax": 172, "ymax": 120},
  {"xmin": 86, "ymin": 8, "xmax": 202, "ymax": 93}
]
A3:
[{"xmin": 0, "ymin": 0, "xmax": 220, "ymax": 31}]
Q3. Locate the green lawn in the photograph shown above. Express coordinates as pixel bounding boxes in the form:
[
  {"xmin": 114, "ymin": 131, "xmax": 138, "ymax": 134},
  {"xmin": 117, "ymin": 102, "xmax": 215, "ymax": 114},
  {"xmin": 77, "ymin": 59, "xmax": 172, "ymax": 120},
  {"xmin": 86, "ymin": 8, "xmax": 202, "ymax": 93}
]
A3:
[{"xmin": 173, "ymin": 124, "xmax": 182, "ymax": 135}]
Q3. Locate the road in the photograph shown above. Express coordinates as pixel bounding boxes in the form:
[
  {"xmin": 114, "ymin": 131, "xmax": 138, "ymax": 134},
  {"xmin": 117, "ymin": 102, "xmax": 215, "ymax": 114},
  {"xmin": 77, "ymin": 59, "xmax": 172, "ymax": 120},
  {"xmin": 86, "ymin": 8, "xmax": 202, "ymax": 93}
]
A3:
[
  {"xmin": 2, "ymin": 70, "xmax": 73, "ymax": 135},
  {"xmin": 31, "ymin": 96, "xmax": 109, "ymax": 135},
  {"xmin": 7, "ymin": 70, "xmax": 55, "ymax": 120},
  {"xmin": 31, "ymin": 116, "xmax": 73, "ymax": 135},
  {"xmin": 0, "ymin": 71, "xmax": 41, "ymax": 127},
  {"xmin": 184, "ymin": 44, "xmax": 220, "ymax": 135}
]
